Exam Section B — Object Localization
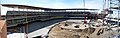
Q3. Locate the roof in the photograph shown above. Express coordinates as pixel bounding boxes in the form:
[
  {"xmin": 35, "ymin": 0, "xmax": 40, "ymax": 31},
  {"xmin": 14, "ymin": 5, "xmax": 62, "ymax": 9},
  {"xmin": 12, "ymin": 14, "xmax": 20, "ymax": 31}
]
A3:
[
  {"xmin": 45, "ymin": 8, "xmax": 98, "ymax": 10},
  {"xmin": 1, "ymin": 4, "xmax": 98, "ymax": 10}
]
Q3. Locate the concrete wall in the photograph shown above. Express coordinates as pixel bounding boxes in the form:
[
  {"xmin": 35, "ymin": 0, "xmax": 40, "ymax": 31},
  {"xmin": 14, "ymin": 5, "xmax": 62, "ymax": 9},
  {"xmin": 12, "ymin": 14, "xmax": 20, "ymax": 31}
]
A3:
[{"xmin": 0, "ymin": 20, "xmax": 7, "ymax": 38}]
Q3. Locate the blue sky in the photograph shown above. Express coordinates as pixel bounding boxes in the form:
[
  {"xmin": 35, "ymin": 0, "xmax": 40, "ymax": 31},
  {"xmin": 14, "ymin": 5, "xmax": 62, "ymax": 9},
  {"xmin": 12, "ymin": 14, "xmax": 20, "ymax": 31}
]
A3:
[
  {"xmin": 1, "ymin": 0, "xmax": 104, "ymax": 9},
  {"xmin": 0, "ymin": 0, "xmax": 105, "ymax": 15}
]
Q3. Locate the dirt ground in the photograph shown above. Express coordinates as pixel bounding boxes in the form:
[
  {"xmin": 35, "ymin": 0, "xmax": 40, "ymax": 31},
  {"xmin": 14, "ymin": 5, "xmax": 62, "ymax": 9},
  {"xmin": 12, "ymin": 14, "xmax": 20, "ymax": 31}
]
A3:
[{"xmin": 48, "ymin": 22, "xmax": 119, "ymax": 38}]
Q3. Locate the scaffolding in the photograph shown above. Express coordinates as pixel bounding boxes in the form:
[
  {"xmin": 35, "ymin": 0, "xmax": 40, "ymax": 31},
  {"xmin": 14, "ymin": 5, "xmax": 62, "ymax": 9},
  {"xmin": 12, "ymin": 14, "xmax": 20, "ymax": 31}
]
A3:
[
  {"xmin": 109, "ymin": 0, "xmax": 120, "ymax": 26},
  {"xmin": 108, "ymin": 0, "xmax": 120, "ymax": 38}
]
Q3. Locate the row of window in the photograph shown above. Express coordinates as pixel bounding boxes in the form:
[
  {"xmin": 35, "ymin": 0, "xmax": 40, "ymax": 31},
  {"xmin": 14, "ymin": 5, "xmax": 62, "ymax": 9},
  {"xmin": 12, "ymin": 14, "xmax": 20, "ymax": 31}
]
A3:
[
  {"xmin": 6, "ymin": 11, "xmax": 92, "ymax": 27},
  {"xmin": 7, "ymin": 11, "xmax": 90, "ymax": 15}
]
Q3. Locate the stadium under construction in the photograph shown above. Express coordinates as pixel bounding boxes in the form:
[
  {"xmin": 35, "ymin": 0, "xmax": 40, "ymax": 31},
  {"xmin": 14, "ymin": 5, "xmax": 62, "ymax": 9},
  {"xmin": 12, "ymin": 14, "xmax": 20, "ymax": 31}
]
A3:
[{"xmin": 1, "ymin": 0, "xmax": 120, "ymax": 38}]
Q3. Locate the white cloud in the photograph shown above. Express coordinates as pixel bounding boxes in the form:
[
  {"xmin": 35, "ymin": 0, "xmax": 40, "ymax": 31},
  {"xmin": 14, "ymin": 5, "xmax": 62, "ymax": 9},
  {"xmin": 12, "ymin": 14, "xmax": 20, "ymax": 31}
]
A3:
[{"xmin": 35, "ymin": 0, "xmax": 103, "ymax": 9}]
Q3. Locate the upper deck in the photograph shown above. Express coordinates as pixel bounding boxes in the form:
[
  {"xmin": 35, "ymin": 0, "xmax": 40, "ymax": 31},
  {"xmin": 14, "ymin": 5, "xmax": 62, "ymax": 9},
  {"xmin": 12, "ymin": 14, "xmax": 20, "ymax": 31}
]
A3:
[{"xmin": 1, "ymin": 4, "xmax": 108, "ymax": 27}]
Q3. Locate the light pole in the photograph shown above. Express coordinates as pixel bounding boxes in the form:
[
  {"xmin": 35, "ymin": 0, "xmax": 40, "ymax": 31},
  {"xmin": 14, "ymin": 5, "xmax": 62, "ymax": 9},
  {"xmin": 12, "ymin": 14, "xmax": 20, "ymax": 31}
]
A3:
[
  {"xmin": 117, "ymin": 0, "xmax": 120, "ymax": 27},
  {"xmin": 0, "ymin": 4, "xmax": 1, "ymax": 20}
]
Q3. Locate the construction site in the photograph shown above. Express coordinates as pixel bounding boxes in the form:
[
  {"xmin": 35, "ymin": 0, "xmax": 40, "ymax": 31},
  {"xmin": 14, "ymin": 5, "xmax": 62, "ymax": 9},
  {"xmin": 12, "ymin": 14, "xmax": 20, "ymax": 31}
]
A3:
[{"xmin": 0, "ymin": 0, "xmax": 120, "ymax": 38}]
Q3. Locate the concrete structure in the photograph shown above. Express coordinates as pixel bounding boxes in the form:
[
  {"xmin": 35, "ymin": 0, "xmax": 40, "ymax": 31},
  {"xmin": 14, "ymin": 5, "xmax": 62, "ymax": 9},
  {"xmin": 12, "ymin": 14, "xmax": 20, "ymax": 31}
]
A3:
[
  {"xmin": 1, "ymin": 4, "xmax": 109, "ymax": 38},
  {"xmin": 0, "ymin": 20, "xmax": 7, "ymax": 38},
  {"xmin": 0, "ymin": 4, "xmax": 7, "ymax": 38},
  {"xmin": 1, "ymin": 4, "xmax": 107, "ymax": 28}
]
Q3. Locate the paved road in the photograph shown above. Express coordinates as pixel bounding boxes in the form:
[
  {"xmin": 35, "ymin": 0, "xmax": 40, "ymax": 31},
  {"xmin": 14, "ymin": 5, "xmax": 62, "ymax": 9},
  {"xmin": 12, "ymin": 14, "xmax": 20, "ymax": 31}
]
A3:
[{"xmin": 27, "ymin": 19, "xmax": 68, "ymax": 38}]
